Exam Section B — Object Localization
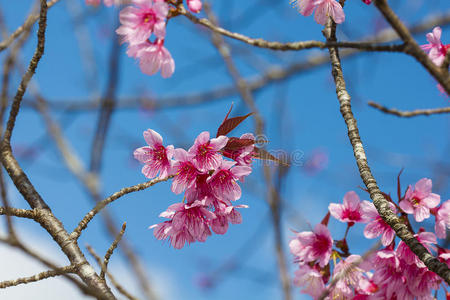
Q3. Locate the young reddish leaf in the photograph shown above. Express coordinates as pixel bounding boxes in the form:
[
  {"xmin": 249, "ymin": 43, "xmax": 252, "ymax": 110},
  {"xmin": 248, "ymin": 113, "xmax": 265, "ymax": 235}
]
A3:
[
  {"xmin": 223, "ymin": 137, "xmax": 255, "ymax": 151},
  {"xmin": 253, "ymin": 147, "xmax": 289, "ymax": 166},
  {"xmin": 216, "ymin": 112, "xmax": 253, "ymax": 137}
]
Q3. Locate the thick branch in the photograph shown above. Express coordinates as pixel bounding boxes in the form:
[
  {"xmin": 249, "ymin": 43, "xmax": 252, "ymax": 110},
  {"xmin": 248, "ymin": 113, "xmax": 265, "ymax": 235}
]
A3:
[{"xmin": 324, "ymin": 8, "xmax": 450, "ymax": 284}]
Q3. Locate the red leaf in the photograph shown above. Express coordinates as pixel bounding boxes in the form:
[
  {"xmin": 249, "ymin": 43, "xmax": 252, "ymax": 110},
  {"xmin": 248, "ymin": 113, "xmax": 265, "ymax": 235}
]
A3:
[
  {"xmin": 253, "ymin": 147, "xmax": 289, "ymax": 166},
  {"xmin": 223, "ymin": 137, "xmax": 255, "ymax": 151},
  {"xmin": 216, "ymin": 112, "xmax": 253, "ymax": 137}
]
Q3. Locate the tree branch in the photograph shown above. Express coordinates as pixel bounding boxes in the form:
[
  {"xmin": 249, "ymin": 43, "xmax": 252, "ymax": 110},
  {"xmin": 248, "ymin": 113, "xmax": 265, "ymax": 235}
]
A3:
[
  {"xmin": 101, "ymin": 222, "xmax": 126, "ymax": 280},
  {"xmin": 0, "ymin": 265, "xmax": 76, "ymax": 289},
  {"xmin": 324, "ymin": 2, "xmax": 450, "ymax": 284},
  {"xmin": 368, "ymin": 101, "xmax": 450, "ymax": 117}
]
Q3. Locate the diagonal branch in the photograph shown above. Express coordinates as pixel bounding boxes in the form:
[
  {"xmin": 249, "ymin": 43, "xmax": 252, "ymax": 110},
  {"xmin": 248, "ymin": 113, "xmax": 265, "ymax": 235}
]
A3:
[
  {"xmin": 324, "ymin": 2, "xmax": 450, "ymax": 284},
  {"xmin": 101, "ymin": 222, "xmax": 126, "ymax": 280},
  {"xmin": 0, "ymin": 265, "xmax": 76, "ymax": 289},
  {"xmin": 374, "ymin": 0, "xmax": 450, "ymax": 94}
]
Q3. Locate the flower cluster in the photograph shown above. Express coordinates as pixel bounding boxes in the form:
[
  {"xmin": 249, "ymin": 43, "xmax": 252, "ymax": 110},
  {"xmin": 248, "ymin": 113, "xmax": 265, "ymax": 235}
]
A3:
[
  {"xmin": 290, "ymin": 177, "xmax": 450, "ymax": 299},
  {"xmin": 134, "ymin": 108, "xmax": 265, "ymax": 248},
  {"xmin": 87, "ymin": 0, "xmax": 204, "ymax": 78},
  {"xmin": 290, "ymin": 0, "xmax": 345, "ymax": 25}
]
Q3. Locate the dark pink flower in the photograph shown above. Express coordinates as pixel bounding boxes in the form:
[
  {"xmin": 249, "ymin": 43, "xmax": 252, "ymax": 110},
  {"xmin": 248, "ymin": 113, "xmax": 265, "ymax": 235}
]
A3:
[
  {"xmin": 189, "ymin": 131, "xmax": 228, "ymax": 171},
  {"xmin": 361, "ymin": 200, "xmax": 396, "ymax": 246},
  {"xmin": 207, "ymin": 160, "xmax": 252, "ymax": 202},
  {"xmin": 361, "ymin": 0, "xmax": 371, "ymax": 4},
  {"xmin": 210, "ymin": 201, "xmax": 248, "ymax": 234},
  {"xmin": 396, "ymin": 231, "xmax": 436, "ymax": 268},
  {"xmin": 421, "ymin": 27, "xmax": 449, "ymax": 66},
  {"xmin": 293, "ymin": 0, "xmax": 345, "ymax": 25},
  {"xmin": 293, "ymin": 264, "xmax": 325, "ymax": 298},
  {"xmin": 435, "ymin": 199, "xmax": 450, "ymax": 239},
  {"xmin": 329, "ymin": 191, "xmax": 368, "ymax": 225},
  {"xmin": 134, "ymin": 129, "xmax": 174, "ymax": 178},
  {"xmin": 116, "ymin": 0, "xmax": 168, "ymax": 46},
  {"xmin": 171, "ymin": 148, "xmax": 199, "ymax": 194},
  {"xmin": 187, "ymin": 0, "xmax": 202, "ymax": 13},
  {"xmin": 289, "ymin": 223, "xmax": 333, "ymax": 267},
  {"xmin": 150, "ymin": 201, "xmax": 216, "ymax": 248},
  {"xmin": 399, "ymin": 178, "xmax": 440, "ymax": 222}
]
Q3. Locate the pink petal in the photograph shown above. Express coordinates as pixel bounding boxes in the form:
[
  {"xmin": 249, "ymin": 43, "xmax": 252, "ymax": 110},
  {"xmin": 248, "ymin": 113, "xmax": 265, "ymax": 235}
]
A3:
[
  {"xmin": 399, "ymin": 199, "xmax": 414, "ymax": 214},
  {"xmin": 414, "ymin": 205, "xmax": 430, "ymax": 222},
  {"xmin": 143, "ymin": 129, "xmax": 163, "ymax": 147},
  {"xmin": 381, "ymin": 228, "xmax": 395, "ymax": 246},
  {"xmin": 329, "ymin": 0, "xmax": 345, "ymax": 24},
  {"xmin": 415, "ymin": 178, "xmax": 432, "ymax": 195},
  {"xmin": 328, "ymin": 203, "xmax": 344, "ymax": 220},
  {"xmin": 343, "ymin": 191, "xmax": 360, "ymax": 210},
  {"xmin": 231, "ymin": 166, "xmax": 252, "ymax": 178},
  {"xmin": 210, "ymin": 135, "xmax": 228, "ymax": 150},
  {"xmin": 422, "ymin": 193, "xmax": 440, "ymax": 208}
]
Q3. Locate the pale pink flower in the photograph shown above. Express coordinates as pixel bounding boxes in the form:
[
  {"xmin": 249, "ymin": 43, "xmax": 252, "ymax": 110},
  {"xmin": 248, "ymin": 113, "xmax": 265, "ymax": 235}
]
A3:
[
  {"xmin": 171, "ymin": 148, "xmax": 199, "ymax": 194},
  {"xmin": 188, "ymin": 131, "xmax": 228, "ymax": 171},
  {"xmin": 116, "ymin": 0, "xmax": 168, "ymax": 45},
  {"xmin": 134, "ymin": 129, "xmax": 174, "ymax": 178},
  {"xmin": 289, "ymin": 223, "xmax": 333, "ymax": 267},
  {"xmin": 187, "ymin": 0, "xmax": 202, "ymax": 13},
  {"xmin": 210, "ymin": 202, "xmax": 248, "ymax": 234},
  {"xmin": 293, "ymin": 0, "xmax": 345, "ymax": 25},
  {"xmin": 329, "ymin": 191, "xmax": 368, "ymax": 225},
  {"xmin": 399, "ymin": 178, "xmax": 440, "ymax": 222},
  {"xmin": 207, "ymin": 160, "xmax": 252, "ymax": 202},
  {"xmin": 435, "ymin": 199, "xmax": 450, "ymax": 239},
  {"xmin": 361, "ymin": 200, "xmax": 396, "ymax": 246},
  {"xmin": 329, "ymin": 255, "xmax": 364, "ymax": 299},
  {"xmin": 293, "ymin": 264, "xmax": 325, "ymax": 299},
  {"xmin": 137, "ymin": 40, "xmax": 175, "ymax": 78},
  {"xmin": 396, "ymin": 231, "xmax": 436, "ymax": 268},
  {"xmin": 421, "ymin": 27, "xmax": 449, "ymax": 66}
]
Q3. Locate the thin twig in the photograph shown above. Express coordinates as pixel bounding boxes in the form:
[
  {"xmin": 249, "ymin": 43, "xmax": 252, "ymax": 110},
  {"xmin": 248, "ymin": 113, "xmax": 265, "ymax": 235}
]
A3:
[
  {"xmin": 0, "ymin": 0, "xmax": 59, "ymax": 53},
  {"xmin": 101, "ymin": 222, "xmax": 127, "ymax": 280},
  {"xmin": 176, "ymin": 2, "xmax": 405, "ymax": 52},
  {"xmin": 71, "ymin": 176, "xmax": 174, "ymax": 240},
  {"xmin": 0, "ymin": 265, "xmax": 76, "ymax": 289},
  {"xmin": 324, "ymin": 1, "xmax": 450, "ymax": 284},
  {"xmin": 368, "ymin": 101, "xmax": 450, "ymax": 117},
  {"xmin": 0, "ymin": 207, "xmax": 36, "ymax": 219},
  {"xmin": 87, "ymin": 245, "xmax": 140, "ymax": 300}
]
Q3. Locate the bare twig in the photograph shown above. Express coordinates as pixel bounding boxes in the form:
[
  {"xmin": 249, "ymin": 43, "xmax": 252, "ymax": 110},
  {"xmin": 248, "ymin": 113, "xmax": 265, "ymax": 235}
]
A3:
[
  {"xmin": 324, "ymin": 1, "xmax": 450, "ymax": 284},
  {"xmin": 0, "ymin": 0, "xmax": 60, "ymax": 53},
  {"xmin": 176, "ymin": 3, "xmax": 405, "ymax": 52},
  {"xmin": 87, "ymin": 245, "xmax": 140, "ymax": 300},
  {"xmin": 0, "ymin": 265, "xmax": 76, "ymax": 289},
  {"xmin": 368, "ymin": 101, "xmax": 450, "ymax": 117},
  {"xmin": 0, "ymin": 207, "xmax": 36, "ymax": 219},
  {"xmin": 71, "ymin": 176, "xmax": 174, "ymax": 240},
  {"xmin": 101, "ymin": 223, "xmax": 127, "ymax": 280}
]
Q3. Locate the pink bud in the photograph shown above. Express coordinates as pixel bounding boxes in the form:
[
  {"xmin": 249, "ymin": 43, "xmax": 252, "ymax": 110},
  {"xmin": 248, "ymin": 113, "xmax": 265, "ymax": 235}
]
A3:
[{"xmin": 187, "ymin": 0, "xmax": 202, "ymax": 13}]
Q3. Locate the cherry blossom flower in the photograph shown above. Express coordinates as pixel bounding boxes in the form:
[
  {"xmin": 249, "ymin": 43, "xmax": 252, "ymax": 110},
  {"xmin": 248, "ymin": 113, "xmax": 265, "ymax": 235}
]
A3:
[
  {"xmin": 396, "ymin": 231, "xmax": 436, "ymax": 267},
  {"xmin": 329, "ymin": 255, "xmax": 365, "ymax": 299},
  {"xmin": 189, "ymin": 131, "xmax": 228, "ymax": 171},
  {"xmin": 360, "ymin": 201, "xmax": 396, "ymax": 246},
  {"xmin": 292, "ymin": 0, "xmax": 345, "ymax": 25},
  {"xmin": 329, "ymin": 191, "xmax": 368, "ymax": 225},
  {"xmin": 116, "ymin": 0, "xmax": 169, "ymax": 46},
  {"xmin": 207, "ymin": 160, "xmax": 252, "ymax": 203},
  {"xmin": 435, "ymin": 199, "xmax": 450, "ymax": 239},
  {"xmin": 421, "ymin": 27, "xmax": 449, "ymax": 66},
  {"xmin": 134, "ymin": 129, "xmax": 174, "ymax": 178},
  {"xmin": 187, "ymin": 0, "xmax": 202, "ymax": 13},
  {"xmin": 293, "ymin": 264, "xmax": 325, "ymax": 299},
  {"xmin": 289, "ymin": 223, "xmax": 333, "ymax": 267},
  {"xmin": 210, "ymin": 202, "xmax": 248, "ymax": 234},
  {"xmin": 222, "ymin": 133, "xmax": 255, "ymax": 167},
  {"xmin": 137, "ymin": 40, "xmax": 175, "ymax": 78},
  {"xmin": 171, "ymin": 148, "xmax": 199, "ymax": 194},
  {"xmin": 361, "ymin": 0, "xmax": 371, "ymax": 4},
  {"xmin": 150, "ymin": 201, "xmax": 216, "ymax": 248},
  {"xmin": 399, "ymin": 178, "xmax": 440, "ymax": 222}
]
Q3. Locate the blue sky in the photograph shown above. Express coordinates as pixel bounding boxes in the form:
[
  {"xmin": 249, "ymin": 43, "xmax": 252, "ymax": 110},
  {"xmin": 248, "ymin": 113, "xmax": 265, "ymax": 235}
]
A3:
[{"xmin": 0, "ymin": 0, "xmax": 449, "ymax": 299}]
